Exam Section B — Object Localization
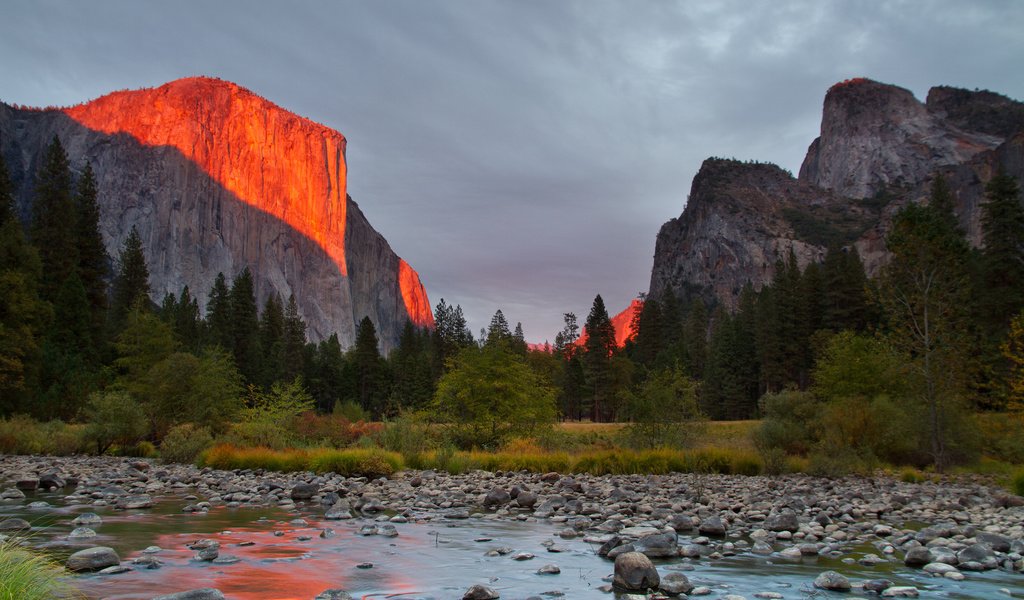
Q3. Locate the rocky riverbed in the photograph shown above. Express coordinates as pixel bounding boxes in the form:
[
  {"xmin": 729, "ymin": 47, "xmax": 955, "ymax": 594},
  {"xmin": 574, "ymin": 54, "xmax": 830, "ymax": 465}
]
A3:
[{"xmin": 1, "ymin": 454, "xmax": 1022, "ymax": 599}]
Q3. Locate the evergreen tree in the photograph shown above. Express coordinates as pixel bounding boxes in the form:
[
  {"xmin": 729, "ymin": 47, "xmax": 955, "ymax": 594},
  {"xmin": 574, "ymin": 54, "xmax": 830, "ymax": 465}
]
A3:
[
  {"xmin": 0, "ymin": 153, "xmax": 48, "ymax": 413},
  {"xmin": 582, "ymin": 294, "xmax": 616, "ymax": 421},
  {"xmin": 633, "ymin": 297, "xmax": 663, "ymax": 367},
  {"xmin": 553, "ymin": 312, "xmax": 584, "ymax": 420},
  {"xmin": 389, "ymin": 321, "xmax": 434, "ymax": 410},
  {"xmin": 174, "ymin": 286, "xmax": 202, "ymax": 353},
  {"xmin": 486, "ymin": 309, "xmax": 512, "ymax": 347},
  {"xmin": 430, "ymin": 299, "xmax": 473, "ymax": 378},
  {"xmin": 979, "ymin": 170, "xmax": 1024, "ymax": 338},
  {"xmin": 31, "ymin": 136, "xmax": 78, "ymax": 302},
  {"xmin": 228, "ymin": 268, "xmax": 261, "ymax": 384},
  {"xmin": 353, "ymin": 316, "xmax": 388, "ymax": 417},
  {"xmin": 822, "ymin": 245, "xmax": 870, "ymax": 332},
  {"xmin": 258, "ymin": 293, "xmax": 285, "ymax": 387},
  {"xmin": 309, "ymin": 333, "xmax": 345, "ymax": 412},
  {"xmin": 206, "ymin": 273, "xmax": 232, "ymax": 350},
  {"xmin": 38, "ymin": 274, "xmax": 95, "ymax": 419},
  {"xmin": 74, "ymin": 162, "xmax": 108, "ymax": 350},
  {"xmin": 511, "ymin": 322, "xmax": 528, "ymax": 355},
  {"xmin": 110, "ymin": 226, "xmax": 151, "ymax": 326},
  {"xmin": 682, "ymin": 298, "xmax": 708, "ymax": 377},
  {"xmin": 281, "ymin": 295, "xmax": 307, "ymax": 383}
]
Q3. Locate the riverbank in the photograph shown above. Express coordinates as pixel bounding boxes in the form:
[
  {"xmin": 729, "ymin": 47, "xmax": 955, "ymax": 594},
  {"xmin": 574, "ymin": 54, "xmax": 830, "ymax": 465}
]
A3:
[{"xmin": 1, "ymin": 454, "xmax": 1022, "ymax": 598}]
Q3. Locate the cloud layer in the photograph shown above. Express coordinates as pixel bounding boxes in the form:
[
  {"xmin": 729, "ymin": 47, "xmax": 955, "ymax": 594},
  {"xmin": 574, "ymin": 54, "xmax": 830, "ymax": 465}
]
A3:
[{"xmin": 3, "ymin": 1, "xmax": 1023, "ymax": 342}]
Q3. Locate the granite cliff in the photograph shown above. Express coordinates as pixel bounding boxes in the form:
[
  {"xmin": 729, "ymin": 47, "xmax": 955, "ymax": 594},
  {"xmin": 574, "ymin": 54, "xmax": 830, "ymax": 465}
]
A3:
[
  {"xmin": 0, "ymin": 77, "xmax": 432, "ymax": 350},
  {"xmin": 650, "ymin": 78, "xmax": 1024, "ymax": 308}
]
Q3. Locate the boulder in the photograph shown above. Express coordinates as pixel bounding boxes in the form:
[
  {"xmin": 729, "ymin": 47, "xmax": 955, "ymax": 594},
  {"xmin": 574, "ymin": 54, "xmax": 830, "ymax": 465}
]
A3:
[
  {"xmin": 613, "ymin": 551, "xmax": 660, "ymax": 591},
  {"xmin": 483, "ymin": 487, "xmax": 511, "ymax": 508},
  {"xmin": 764, "ymin": 511, "xmax": 799, "ymax": 533},
  {"xmin": 904, "ymin": 546, "xmax": 934, "ymax": 566},
  {"xmin": 150, "ymin": 590, "xmax": 226, "ymax": 600},
  {"xmin": 633, "ymin": 532, "xmax": 679, "ymax": 558},
  {"xmin": 290, "ymin": 483, "xmax": 319, "ymax": 501},
  {"xmin": 0, "ymin": 518, "xmax": 31, "ymax": 532},
  {"xmin": 813, "ymin": 570, "xmax": 851, "ymax": 591},
  {"xmin": 659, "ymin": 571, "xmax": 694, "ymax": 595},
  {"xmin": 462, "ymin": 584, "xmax": 500, "ymax": 600},
  {"xmin": 66, "ymin": 546, "xmax": 120, "ymax": 572},
  {"xmin": 698, "ymin": 516, "xmax": 727, "ymax": 537}
]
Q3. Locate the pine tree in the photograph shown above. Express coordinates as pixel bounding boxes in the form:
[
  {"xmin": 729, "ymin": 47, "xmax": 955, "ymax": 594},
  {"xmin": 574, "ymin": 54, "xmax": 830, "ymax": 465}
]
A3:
[
  {"xmin": 228, "ymin": 268, "xmax": 261, "ymax": 384},
  {"xmin": 389, "ymin": 321, "xmax": 434, "ymax": 410},
  {"xmin": 353, "ymin": 316, "xmax": 387, "ymax": 416},
  {"xmin": 582, "ymin": 294, "xmax": 616, "ymax": 421},
  {"xmin": 174, "ymin": 286, "xmax": 202, "ymax": 353},
  {"xmin": 206, "ymin": 273, "xmax": 232, "ymax": 350},
  {"xmin": 0, "ymin": 153, "xmax": 48, "ymax": 412},
  {"xmin": 511, "ymin": 322, "xmax": 528, "ymax": 355},
  {"xmin": 259, "ymin": 293, "xmax": 285, "ymax": 387},
  {"xmin": 110, "ymin": 226, "xmax": 151, "ymax": 326},
  {"xmin": 979, "ymin": 170, "xmax": 1024, "ymax": 338},
  {"xmin": 281, "ymin": 295, "xmax": 307, "ymax": 383},
  {"xmin": 38, "ymin": 273, "xmax": 95, "ymax": 419},
  {"xmin": 74, "ymin": 162, "xmax": 108, "ymax": 350},
  {"xmin": 31, "ymin": 136, "xmax": 78, "ymax": 302},
  {"xmin": 633, "ymin": 298, "xmax": 663, "ymax": 367},
  {"xmin": 309, "ymin": 333, "xmax": 345, "ymax": 412},
  {"xmin": 486, "ymin": 309, "xmax": 512, "ymax": 347},
  {"xmin": 683, "ymin": 298, "xmax": 708, "ymax": 377}
]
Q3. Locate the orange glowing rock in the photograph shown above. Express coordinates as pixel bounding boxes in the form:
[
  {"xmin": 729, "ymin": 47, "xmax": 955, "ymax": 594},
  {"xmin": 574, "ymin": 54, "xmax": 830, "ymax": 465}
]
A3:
[
  {"xmin": 61, "ymin": 76, "xmax": 432, "ymax": 333},
  {"xmin": 576, "ymin": 298, "xmax": 643, "ymax": 349}
]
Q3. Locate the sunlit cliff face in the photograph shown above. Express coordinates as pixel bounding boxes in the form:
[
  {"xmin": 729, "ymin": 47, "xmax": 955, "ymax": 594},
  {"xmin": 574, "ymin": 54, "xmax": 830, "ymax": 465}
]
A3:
[{"xmin": 62, "ymin": 76, "xmax": 433, "ymax": 328}]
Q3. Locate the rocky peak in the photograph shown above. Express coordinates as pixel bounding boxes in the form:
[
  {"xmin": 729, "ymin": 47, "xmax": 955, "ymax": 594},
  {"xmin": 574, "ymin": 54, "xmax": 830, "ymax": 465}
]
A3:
[
  {"xmin": 799, "ymin": 78, "xmax": 1002, "ymax": 198},
  {"xmin": 926, "ymin": 85, "xmax": 1024, "ymax": 139}
]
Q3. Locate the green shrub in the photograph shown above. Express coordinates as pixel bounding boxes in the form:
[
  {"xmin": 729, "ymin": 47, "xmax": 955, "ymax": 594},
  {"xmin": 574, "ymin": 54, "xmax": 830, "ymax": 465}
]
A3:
[
  {"xmin": 333, "ymin": 399, "xmax": 370, "ymax": 423},
  {"xmin": 754, "ymin": 390, "xmax": 820, "ymax": 455},
  {"xmin": 198, "ymin": 444, "xmax": 403, "ymax": 478},
  {"xmin": 0, "ymin": 541, "xmax": 75, "ymax": 600},
  {"xmin": 900, "ymin": 467, "xmax": 925, "ymax": 483},
  {"xmin": 808, "ymin": 447, "xmax": 868, "ymax": 478},
  {"xmin": 83, "ymin": 391, "xmax": 148, "ymax": 454},
  {"xmin": 112, "ymin": 440, "xmax": 157, "ymax": 458},
  {"xmin": 1012, "ymin": 469, "xmax": 1024, "ymax": 497},
  {"xmin": 761, "ymin": 447, "xmax": 788, "ymax": 476},
  {"xmin": 0, "ymin": 415, "xmax": 46, "ymax": 454},
  {"xmin": 374, "ymin": 413, "xmax": 438, "ymax": 458},
  {"xmin": 160, "ymin": 424, "xmax": 214, "ymax": 464}
]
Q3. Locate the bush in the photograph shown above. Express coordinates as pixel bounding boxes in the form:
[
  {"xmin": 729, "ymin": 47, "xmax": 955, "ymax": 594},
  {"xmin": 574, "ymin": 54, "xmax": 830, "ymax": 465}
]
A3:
[
  {"xmin": 808, "ymin": 447, "xmax": 869, "ymax": 478},
  {"xmin": 294, "ymin": 412, "xmax": 382, "ymax": 448},
  {"xmin": 332, "ymin": 400, "xmax": 370, "ymax": 423},
  {"xmin": 198, "ymin": 444, "xmax": 403, "ymax": 478},
  {"xmin": 160, "ymin": 424, "xmax": 214, "ymax": 464},
  {"xmin": 619, "ymin": 366, "xmax": 705, "ymax": 450},
  {"xmin": 754, "ymin": 390, "xmax": 819, "ymax": 455},
  {"xmin": 0, "ymin": 541, "xmax": 74, "ymax": 600},
  {"xmin": 1011, "ymin": 470, "xmax": 1024, "ymax": 496},
  {"xmin": 373, "ymin": 413, "xmax": 436, "ymax": 458},
  {"xmin": 82, "ymin": 391, "xmax": 148, "ymax": 454},
  {"xmin": 0, "ymin": 415, "xmax": 47, "ymax": 454},
  {"xmin": 900, "ymin": 467, "xmax": 925, "ymax": 483},
  {"xmin": 112, "ymin": 441, "xmax": 157, "ymax": 458}
]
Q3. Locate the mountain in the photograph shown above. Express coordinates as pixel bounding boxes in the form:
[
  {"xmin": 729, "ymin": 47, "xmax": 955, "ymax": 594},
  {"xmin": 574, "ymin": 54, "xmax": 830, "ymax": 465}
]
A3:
[
  {"xmin": 0, "ymin": 77, "xmax": 432, "ymax": 350},
  {"xmin": 576, "ymin": 299, "xmax": 643, "ymax": 349},
  {"xmin": 650, "ymin": 78, "xmax": 1024, "ymax": 308}
]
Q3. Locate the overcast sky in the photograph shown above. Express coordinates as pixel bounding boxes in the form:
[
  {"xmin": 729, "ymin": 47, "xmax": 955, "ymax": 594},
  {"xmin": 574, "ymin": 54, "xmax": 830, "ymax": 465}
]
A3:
[{"xmin": 3, "ymin": 1, "xmax": 1023, "ymax": 342}]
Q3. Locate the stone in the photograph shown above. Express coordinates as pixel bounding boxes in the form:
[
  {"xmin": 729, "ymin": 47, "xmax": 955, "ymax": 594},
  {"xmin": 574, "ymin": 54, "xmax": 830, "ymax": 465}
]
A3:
[
  {"xmin": 68, "ymin": 527, "xmax": 97, "ymax": 539},
  {"xmin": 923, "ymin": 562, "xmax": 959, "ymax": 575},
  {"xmin": 957, "ymin": 543, "xmax": 996, "ymax": 566},
  {"xmin": 537, "ymin": 564, "xmax": 560, "ymax": 574},
  {"xmin": 462, "ymin": 584, "xmax": 500, "ymax": 600},
  {"xmin": 150, "ymin": 589, "xmax": 226, "ymax": 600},
  {"xmin": 325, "ymin": 501, "xmax": 352, "ymax": 520},
  {"xmin": 38, "ymin": 473, "xmax": 66, "ymax": 489},
  {"xmin": 698, "ymin": 516, "xmax": 726, "ymax": 536},
  {"xmin": 290, "ymin": 483, "xmax": 319, "ymax": 501},
  {"xmin": 613, "ymin": 551, "xmax": 660, "ymax": 591},
  {"xmin": 1, "ymin": 488, "xmax": 25, "ymax": 499},
  {"xmin": 864, "ymin": 580, "xmax": 894, "ymax": 594},
  {"xmin": 484, "ymin": 487, "xmax": 511, "ymax": 508},
  {"xmin": 72, "ymin": 512, "xmax": 102, "ymax": 526},
  {"xmin": 314, "ymin": 591, "xmax": 355, "ymax": 600},
  {"xmin": 764, "ymin": 511, "xmax": 799, "ymax": 533},
  {"xmin": 976, "ymin": 532, "xmax": 1010, "ymax": 552},
  {"xmin": 116, "ymin": 495, "xmax": 154, "ymax": 509},
  {"xmin": 66, "ymin": 546, "xmax": 120, "ymax": 572},
  {"xmin": 515, "ymin": 491, "xmax": 538, "ymax": 508},
  {"xmin": 658, "ymin": 572, "xmax": 693, "ymax": 595},
  {"xmin": 813, "ymin": 570, "xmax": 851, "ymax": 591},
  {"xmin": 904, "ymin": 546, "xmax": 934, "ymax": 566},
  {"xmin": 0, "ymin": 518, "xmax": 31, "ymax": 532},
  {"xmin": 881, "ymin": 587, "xmax": 920, "ymax": 598}
]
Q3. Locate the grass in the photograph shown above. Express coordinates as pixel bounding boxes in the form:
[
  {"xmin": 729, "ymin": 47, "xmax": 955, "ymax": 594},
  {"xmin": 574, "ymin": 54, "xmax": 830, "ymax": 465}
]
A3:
[
  {"xmin": 199, "ymin": 445, "xmax": 402, "ymax": 478},
  {"xmin": 0, "ymin": 540, "xmax": 76, "ymax": 600}
]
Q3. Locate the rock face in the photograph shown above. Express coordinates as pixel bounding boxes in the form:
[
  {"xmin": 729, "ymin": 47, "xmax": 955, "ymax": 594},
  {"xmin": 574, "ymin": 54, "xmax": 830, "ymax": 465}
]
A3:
[
  {"xmin": 650, "ymin": 78, "xmax": 1024, "ymax": 308},
  {"xmin": 0, "ymin": 77, "xmax": 432, "ymax": 349}
]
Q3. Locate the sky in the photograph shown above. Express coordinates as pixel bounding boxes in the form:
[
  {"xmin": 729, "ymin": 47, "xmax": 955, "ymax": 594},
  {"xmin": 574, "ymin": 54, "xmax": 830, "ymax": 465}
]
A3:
[{"xmin": 2, "ymin": 1, "xmax": 1023, "ymax": 343}]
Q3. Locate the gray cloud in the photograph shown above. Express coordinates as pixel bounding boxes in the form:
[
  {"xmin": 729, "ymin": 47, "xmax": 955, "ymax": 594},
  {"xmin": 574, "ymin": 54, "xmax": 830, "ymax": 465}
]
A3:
[{"xmin": 3, "ymin": 0, "xmax": 1023, "ymax": 343}]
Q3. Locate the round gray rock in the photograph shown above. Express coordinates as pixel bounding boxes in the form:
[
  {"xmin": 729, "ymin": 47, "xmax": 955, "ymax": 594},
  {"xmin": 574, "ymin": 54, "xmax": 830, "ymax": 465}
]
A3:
[
  {"xmin": 613, "ymin": 551, "xmax": 660, "ymax": 591},
  {"xmin": 66, "ymin": 546, "xmax": 120, "ymax": 572},
  {"xmin": 698, "ymin": 516, "xmax": 726, "ymax": 537},
  {"xmin": 463, "ymin": 584, "xmax": 500, "ymax": 600},
  {"xmin": 813, "ymin": 570, "xmax": 851, "ymax": 591},
  {"xmin": 314, "ymin": 590, "xmax": 355, "ymax": 600},
  {"xmin": 659, "ymin": 571, "xmax": 694, "ymax": 595}
]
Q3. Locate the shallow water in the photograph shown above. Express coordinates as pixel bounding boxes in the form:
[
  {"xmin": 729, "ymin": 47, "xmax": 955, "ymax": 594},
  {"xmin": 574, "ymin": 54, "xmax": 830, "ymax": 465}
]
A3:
[{"xmin": 2, "ymin": 487, "xmax": 1022, "ymax": 599}]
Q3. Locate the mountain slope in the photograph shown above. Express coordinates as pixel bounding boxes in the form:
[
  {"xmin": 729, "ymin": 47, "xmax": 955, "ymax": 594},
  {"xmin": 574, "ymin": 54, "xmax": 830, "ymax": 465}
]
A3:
[{"xmin": 0, "ymin": 77, "xmax": 432, "ymax": 349}]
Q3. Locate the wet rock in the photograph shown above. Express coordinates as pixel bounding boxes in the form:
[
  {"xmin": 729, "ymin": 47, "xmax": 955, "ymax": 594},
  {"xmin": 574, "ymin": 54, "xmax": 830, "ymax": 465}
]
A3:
[
  {"xmin": 764, "ymin": 511, "xmax": 799, "ymax": 533},
  {"xmin": 976, "ymin": 532, "xmax": 1010, "ymax": 552},
  {"xmin": 923, "ymin": 562, "xmax": 959, "ymax": 575},
  {"xmin": 515, "ymin": 491, "xmax": 538, "ymax": 508},
  {"xmin": 377, "ymin": 523, "xmax": 399, "ymax": 538},
  {"xmin": 116, "ymin": 494, "xmax": 154, "ymax": 509},
  {"xmin": 864, "ymin": 579, "xmax": 894, "ymax": 593},
  {"xmin": 484, "ymin": 487, "xmax": 511, "ymax": 508},
  {"xmin": 356, "ymin": 562, "xmax": 373, "ymax": 569},
  {"xmin": 633, "ymin": 532, "xmax": 679, "ymax": 558},
  {"xmin": 512, "ymin": 552, "xmax": 535, "ymax": 561},
  {"xmin": 314, "ymin": 591, "xmax": 355, "ymax": 600},
  {"xmin": 133, "ymin": 556, "xmax": 163, "ymax": 569},
  {"xmin": 669, "ymin": 514, "xmax": 694, "ymax": 531},
  {"xmin": 68, "ymin": 527, "xmax": 97, "ymax": 539},
  {"xmin": 957, "ymin": 543, "xmax": 996, "ymax": 568},
  {"xmin": 0, "ymin": 488, "xmax": 26, "ymax": 499},
  {"xmin": 15, "ymin": 477, "xmax": 39, "ymax": 490},
  {"xmin": 72, "ymin": 512, "xmax": 102, "ymax": 526},
  {"xmin": 150, "ymin": 589, "xmax": 227, "ymax": 600},
  {"xmin": 613, "ymin": 551, "xmax": 660, "ymax": 591},
  {"xmin": 752, "ymin": 541, "xmax": 774, "ymax": 555},
  {"xmin": 538, "ymin": 564, "xmax": 560, "ymax": 574},
  {"xmin": 290, "ymin": 483, "xmax": 319, "ymax": 501},
  {"xmin": 0, "ymin": 518, "xmax": 31, "ymax": 531},
  {"xmin": 904, "ymin": 546, "xmax": 934, "ymax": 566},
  {"xmin": 659, "ymin": 572, "xmax": 693, "ymax": 595},
  {"xmin": 66, "ymin": 546, "xmax": 120, "ymax": 572},
  {"xmin": 39, "ymin": 473, "xmax": 66, "ymax": 489},
  {"xmin": 99, "ymin": 564, "xmax": 132, "ymax": 574},
  {"xmin": 813, "ymin": 570, "xmax": 851, "ymax": 591},
  {"xmin": 698, "ymin": 516, "xmax": 726, "ymax": 536},
  {"xmin": 463, "ymin": 584, "xmax": 500, "ymax": 599},
  {"xmin": 881, "ymin": 587, "xmax": 920, "ymax": 598},
  {"xmin": 325, "ymin": 501, "xmax": 352, "ymax": 520}
]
